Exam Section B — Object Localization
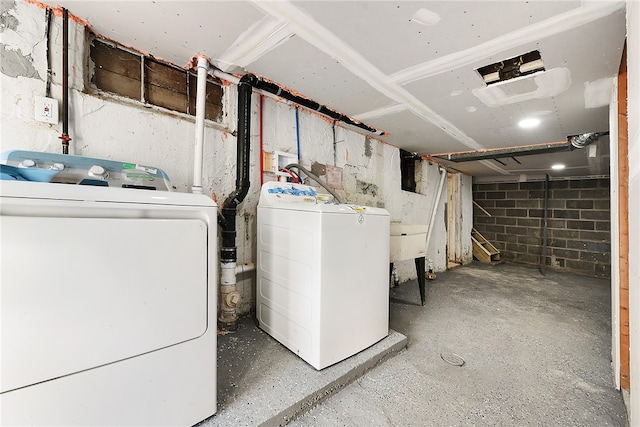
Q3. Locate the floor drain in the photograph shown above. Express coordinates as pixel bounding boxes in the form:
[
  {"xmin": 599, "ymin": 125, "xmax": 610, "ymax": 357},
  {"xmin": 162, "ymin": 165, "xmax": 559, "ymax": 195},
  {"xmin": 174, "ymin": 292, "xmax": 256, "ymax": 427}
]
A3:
[{"xmin": 440, "ymin": 352, "xmax": 465, "ymax": 367}]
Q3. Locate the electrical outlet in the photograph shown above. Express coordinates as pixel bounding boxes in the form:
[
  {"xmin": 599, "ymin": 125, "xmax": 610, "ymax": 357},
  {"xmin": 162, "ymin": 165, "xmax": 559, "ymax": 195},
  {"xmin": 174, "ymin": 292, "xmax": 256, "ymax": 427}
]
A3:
[{"xmin": 35, "ymin": 96, "xmax": 58, "ymax": 124}]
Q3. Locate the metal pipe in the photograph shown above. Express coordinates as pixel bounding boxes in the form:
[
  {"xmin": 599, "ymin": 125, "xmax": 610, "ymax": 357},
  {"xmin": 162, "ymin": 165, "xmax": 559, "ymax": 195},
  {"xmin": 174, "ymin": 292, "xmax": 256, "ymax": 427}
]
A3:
[
  {"xmin": 540, "ymin": 173, "xmax": 550, "ymax": 275},
  {"xmin": 425, "ymin": 167, "xmax": 447, "ymax": 264},
  {"xmin": 192, "ymin": 56, "xmax": 209, "ymax": 194},
  {"xmin": 432, "ymin": 141, "xmax": 572, "ymax": 163},
  {"xmin": 59, "ymin": 8, "xmax": 71, "ymax": 154}
]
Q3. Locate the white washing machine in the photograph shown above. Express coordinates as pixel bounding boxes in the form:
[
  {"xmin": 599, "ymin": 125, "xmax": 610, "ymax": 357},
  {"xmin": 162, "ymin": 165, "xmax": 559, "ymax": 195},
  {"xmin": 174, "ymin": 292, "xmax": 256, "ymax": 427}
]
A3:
[
  {"xmin": 257, "ymin": 181, "xmax": 390, "ymax": 370},
  {"xmin": 0, "ymin": 151, "xmax": 217, "ymax": 426}
]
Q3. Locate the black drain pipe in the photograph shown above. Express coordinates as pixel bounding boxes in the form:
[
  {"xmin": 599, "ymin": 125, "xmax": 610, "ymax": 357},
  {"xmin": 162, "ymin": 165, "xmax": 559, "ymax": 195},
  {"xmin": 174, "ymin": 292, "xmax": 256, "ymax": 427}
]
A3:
[
  {"xmin": 252, "ymin": 77, "xmax": 385, "ymax": 136},
  {"xmin": 218, "ymin": 73, "xmax": 257, "ymax": 329},
  {"xmin": 540, "ymin": 173, "xmax": 550, "ymax": 275}
]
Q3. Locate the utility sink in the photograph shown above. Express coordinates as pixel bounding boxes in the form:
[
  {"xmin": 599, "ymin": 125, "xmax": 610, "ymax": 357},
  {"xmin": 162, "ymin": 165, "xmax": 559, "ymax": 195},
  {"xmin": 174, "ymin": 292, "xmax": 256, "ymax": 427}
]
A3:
[
  {"xmin": 389, "ymin": 223, "xmax": 428, "ymax": 306},
  {"xmin": 390, "ymin": 223, "xmax": 427, "ymax": 262}
]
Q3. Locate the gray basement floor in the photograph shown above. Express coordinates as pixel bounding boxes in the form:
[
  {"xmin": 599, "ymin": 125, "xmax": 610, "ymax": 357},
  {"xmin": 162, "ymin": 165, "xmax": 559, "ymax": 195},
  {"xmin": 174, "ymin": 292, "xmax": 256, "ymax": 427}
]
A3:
[{"xmin": 202, "ymin": 262, "xmax": 627, "ymax": 426}]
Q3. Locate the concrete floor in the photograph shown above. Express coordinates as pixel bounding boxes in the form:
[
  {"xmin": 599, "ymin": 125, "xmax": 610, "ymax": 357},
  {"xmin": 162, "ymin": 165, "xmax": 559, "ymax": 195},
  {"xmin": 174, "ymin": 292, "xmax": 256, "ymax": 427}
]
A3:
[
  {"xmin": 203, "ymin": 261, "xmax": 627, "ymax": 426},
  {"xmin": 293, "ymin": 262, "xmax": 627, "ymax": 426}
]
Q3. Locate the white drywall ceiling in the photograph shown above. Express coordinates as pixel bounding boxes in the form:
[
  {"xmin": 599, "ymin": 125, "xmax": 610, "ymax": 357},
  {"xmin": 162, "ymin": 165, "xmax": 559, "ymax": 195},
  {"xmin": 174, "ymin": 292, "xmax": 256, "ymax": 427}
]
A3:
[{"xmin": 53, "ymin": 0, "xmax": 627, "ymax": 177}]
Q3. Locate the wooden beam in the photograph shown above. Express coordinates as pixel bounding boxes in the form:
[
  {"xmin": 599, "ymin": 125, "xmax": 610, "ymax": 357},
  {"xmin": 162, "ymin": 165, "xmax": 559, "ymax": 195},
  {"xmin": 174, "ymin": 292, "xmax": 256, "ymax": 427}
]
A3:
[
  {"xmin": 618, "ymin": 43, "xmax": 630, "ymax": 390},
  {"xmin": 473, "ymin": 201, "xmax": 492, "ymax": 217}
]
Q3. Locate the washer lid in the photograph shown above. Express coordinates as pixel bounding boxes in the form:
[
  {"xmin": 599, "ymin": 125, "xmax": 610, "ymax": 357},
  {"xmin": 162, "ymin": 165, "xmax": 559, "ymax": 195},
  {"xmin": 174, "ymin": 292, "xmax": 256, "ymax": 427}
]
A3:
[{"xmin": 257, "ymin": 181, "xmax": 388, "ymax": 215}]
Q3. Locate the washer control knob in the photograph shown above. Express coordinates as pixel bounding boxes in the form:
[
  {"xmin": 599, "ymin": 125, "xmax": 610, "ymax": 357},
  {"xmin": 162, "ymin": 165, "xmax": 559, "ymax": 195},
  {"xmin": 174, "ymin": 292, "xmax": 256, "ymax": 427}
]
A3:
[
  {"xmin": 88, "ymin": 165, "xmax": 106, "ymax": 178},
  {"xmin": 20, "ymin": 159, "xmax": 36, "ymax": 168},
  {"xmin": 51, "ymin": 163, "xmax": 65, "ymax": 171}
]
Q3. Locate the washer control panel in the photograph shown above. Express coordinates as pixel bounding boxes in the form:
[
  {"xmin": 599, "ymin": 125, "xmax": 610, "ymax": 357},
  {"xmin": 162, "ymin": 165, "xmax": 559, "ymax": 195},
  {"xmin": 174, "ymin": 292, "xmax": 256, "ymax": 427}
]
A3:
[{"xmin": 0, "ymin": 150, "xmax": 172, "ymax": 191}]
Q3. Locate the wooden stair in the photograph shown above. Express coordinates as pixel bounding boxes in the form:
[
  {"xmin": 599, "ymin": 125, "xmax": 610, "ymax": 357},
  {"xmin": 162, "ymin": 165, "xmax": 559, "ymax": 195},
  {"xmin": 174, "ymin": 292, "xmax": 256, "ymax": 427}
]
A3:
[{"xmin": 471, "ymin": 228, "xmax": 502, "ymax": 264}]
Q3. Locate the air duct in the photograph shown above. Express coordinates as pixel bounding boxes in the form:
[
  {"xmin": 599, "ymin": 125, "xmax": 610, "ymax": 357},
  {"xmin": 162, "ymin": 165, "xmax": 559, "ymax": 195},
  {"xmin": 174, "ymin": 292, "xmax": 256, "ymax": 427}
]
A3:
[{"xmin": 568, "ymin": 132, "xmax": 609, "ymax": 149}]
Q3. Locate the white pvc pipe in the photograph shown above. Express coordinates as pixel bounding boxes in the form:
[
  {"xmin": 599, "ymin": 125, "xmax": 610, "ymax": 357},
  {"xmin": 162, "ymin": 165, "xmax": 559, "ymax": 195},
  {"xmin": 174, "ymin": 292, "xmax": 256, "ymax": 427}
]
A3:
[
  {"xmin": 219, "ymin": 261, "xmax": 241, "ymax": 326},
  {"xmin": 192, "ymin": 56, "xmax": 209, "ymax": 194},
  {"xmin": 425, "ymin": 167, "xmax": 447, "ymax": 262},
  {"xmin": 209, "ymin": 68, "xmax": 239, "ymax": 85},
  {"xmin": 235, "ymin": 262, "xmax": 256, "ymax": 275}
]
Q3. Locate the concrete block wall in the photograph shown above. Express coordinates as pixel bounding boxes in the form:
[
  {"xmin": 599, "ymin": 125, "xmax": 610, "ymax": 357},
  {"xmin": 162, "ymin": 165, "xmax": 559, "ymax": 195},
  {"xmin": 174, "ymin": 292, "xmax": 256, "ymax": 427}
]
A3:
[{"xmin": 473, "ymin": 178, "xmax": 611, "ymax": 278}]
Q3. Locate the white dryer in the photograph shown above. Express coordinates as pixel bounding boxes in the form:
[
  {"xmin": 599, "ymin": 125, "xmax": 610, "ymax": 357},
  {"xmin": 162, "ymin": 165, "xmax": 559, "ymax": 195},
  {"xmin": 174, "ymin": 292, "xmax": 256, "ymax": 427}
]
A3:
[
  {"xmin": 0, "ymin": 151, "xmax": 217, "ymax": 426},
  {"xmin": 257, "ymin": 181, "xmax": 390, "ymax": 370}
]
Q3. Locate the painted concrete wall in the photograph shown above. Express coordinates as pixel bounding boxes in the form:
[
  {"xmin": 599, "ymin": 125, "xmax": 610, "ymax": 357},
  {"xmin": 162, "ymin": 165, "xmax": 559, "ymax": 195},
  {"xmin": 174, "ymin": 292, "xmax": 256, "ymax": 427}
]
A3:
[
  {"xmin": 2, "ymin": 0, "xmax": 459, "ymax": 315},
  {"xmin": 626, "ymin": 1, "xmax": 639, "ymax": 425}
]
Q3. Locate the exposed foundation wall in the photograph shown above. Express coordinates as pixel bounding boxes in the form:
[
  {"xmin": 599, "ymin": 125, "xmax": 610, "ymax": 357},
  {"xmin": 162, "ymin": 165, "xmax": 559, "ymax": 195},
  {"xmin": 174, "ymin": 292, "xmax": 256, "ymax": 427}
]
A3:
[
  {"xmin": 473, "ymin": 178, "xmax": 611, "ymax": 278},
  {"xmin": 2, "ymin": 0, "xmax": 459, "ymax": 315}
]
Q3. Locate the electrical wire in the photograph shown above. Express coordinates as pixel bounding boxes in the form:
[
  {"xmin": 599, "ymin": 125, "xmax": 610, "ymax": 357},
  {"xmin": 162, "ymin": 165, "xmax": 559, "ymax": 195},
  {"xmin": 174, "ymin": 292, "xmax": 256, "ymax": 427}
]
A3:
[
  {"xmin": 279, "ymin": 167, "xmax": 299, "ymax": 183},
  {"xmin": 290, "ymin": 169, "xmax": 302, "ymax": 183}
]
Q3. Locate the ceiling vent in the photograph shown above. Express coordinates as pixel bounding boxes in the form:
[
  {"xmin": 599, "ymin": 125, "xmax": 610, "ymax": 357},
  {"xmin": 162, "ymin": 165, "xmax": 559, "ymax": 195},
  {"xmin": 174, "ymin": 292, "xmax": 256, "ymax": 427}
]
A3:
[
  {"xmin": 476, "ymin": 50, "xmax": 545, "ymax": 85},
  {"xmin": 472, "ymin": 67, "xmax": 571, "ymax": 108}
]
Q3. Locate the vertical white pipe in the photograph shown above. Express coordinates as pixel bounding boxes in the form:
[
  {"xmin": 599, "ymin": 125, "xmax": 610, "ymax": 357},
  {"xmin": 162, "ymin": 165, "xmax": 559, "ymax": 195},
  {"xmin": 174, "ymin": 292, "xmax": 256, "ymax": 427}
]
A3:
[
  {"xmin": 426, "ymin": 167, "xmax": 447, "ymax": 264},
  {"xmin": 192, "ymin": 56, "xmax": 209, "ymax": 194},
  {"xmin": 609, "ymin": 77, "xmax": 621, "ymax": 390}
]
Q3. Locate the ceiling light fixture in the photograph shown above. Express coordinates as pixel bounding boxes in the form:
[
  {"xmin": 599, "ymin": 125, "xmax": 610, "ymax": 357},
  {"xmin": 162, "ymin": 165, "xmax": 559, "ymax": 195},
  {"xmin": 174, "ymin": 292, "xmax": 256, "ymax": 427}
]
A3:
[
  {"xmin": 518, "ymin": 118, "xmax": 540, "ymax": 128},
  {"xmin": 551, "ymin": 164, "xmax": 565, "ymax": 170}
]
